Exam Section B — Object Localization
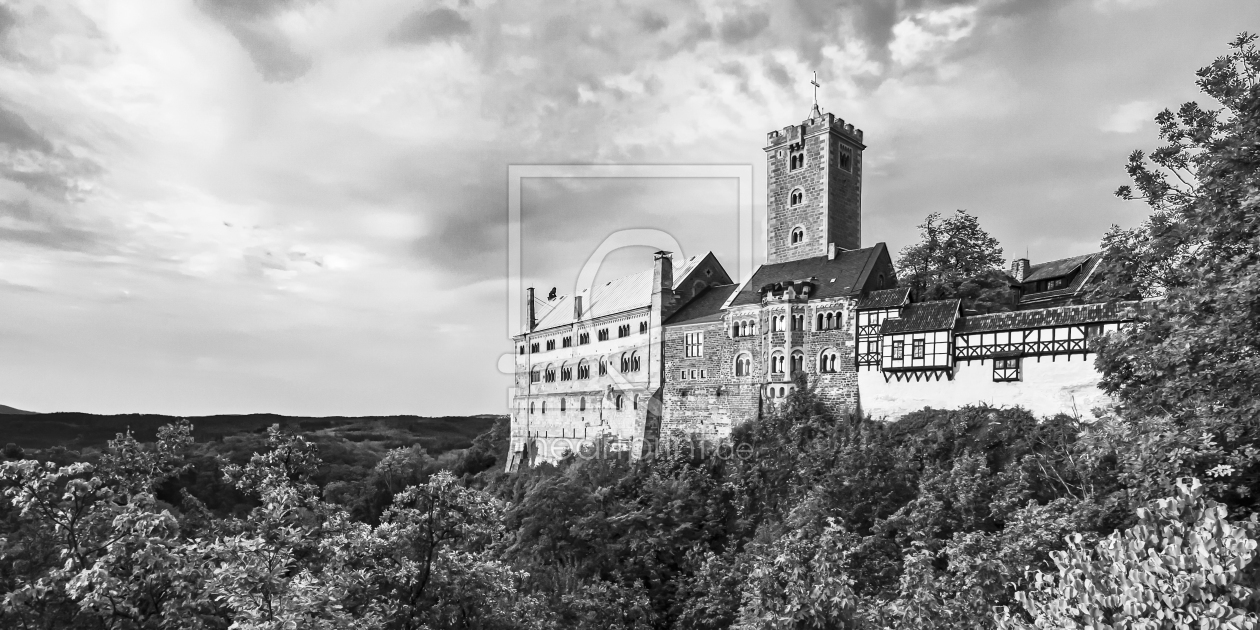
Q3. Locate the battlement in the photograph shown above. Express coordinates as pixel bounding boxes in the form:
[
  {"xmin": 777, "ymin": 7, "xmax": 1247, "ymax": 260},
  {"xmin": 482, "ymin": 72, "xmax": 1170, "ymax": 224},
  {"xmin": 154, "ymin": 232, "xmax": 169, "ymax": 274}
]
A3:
[{"xmin": 764, "ymin": 112, "xmax": 864, "ymax": 150}]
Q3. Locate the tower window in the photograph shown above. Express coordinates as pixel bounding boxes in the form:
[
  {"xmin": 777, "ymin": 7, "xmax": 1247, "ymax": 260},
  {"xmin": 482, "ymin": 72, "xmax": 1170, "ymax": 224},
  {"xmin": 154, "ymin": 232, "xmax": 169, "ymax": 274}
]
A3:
[
  {"xmin": 836, "ymin": 145, "xmax": 853, "ymax": 172},
  {"xmin": 790, "ymin": 227, "xmax": 804, "ymax": 244},
  {"xmin": 789, "ymin": 148, "xmax": 805, "ymax": 171},
  {"xmin": 735, "ymin": 354, "xmax": 752, "ymax": 376},
  {"xmin": 685, "ymin": 332, "xmax": 704, "ymax": 357},
  {"xmin": 819, "ymin": 349, "xmax": 839, "ymax": 373},
  {"xmin": 790, "ymin": 189, "xmax": 803, "ymax": 206}
]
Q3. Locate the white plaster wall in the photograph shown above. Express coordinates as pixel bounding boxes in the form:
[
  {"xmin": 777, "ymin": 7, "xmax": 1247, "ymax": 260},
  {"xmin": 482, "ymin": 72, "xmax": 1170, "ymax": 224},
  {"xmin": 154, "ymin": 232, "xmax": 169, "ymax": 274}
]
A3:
[{"xmin": 859, "ymin": 354, "xmax": 1116, "ymax": 421}]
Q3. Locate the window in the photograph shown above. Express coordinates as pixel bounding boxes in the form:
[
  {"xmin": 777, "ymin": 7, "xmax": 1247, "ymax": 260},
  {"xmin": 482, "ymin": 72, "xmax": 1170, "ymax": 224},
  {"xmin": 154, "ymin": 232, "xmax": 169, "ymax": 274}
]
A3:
[
  {"xmin": 771, "ymin": 352, "xmax": 785, "ymax": 374},
  {"xmin": 993, "ymin": 357, "xmax": 1021, "ymax": 382},
  {"xmin": 577, "ymin": 360, "xmax": 590, "ymax": 379},
  {"xmin": 579, "ymin": 332, "xmax": 590, "ymax": 345},
  {"xmin": 790, "ymin": 189, "xmax": 803, "ymax": 206},
  {"xmin": 631, "ymin": 352, "xmax": 641, "ymax": 371},
  {"xmin": 792, "ymin": 315, "xmax": 804, "ymax": 331},
  {"xmin": 579, "ymin": 397, "xmax": 586, "ymax": 411},
  {"xmin": 790, "ymin": 351, "xmax": 804, "ymax": 374},
  {"xmin": 790, "ymin": 227, "xmax": 804, "ymax": 244},
  {"xmin": 633, "ymin": 395, "xmax": 639, "ymax": 410},
  {"xmin": 560, "ymin": 398, "xmax": 566, "ymax": 412},
  {"xmin": 789, "ymin": 148, "xmax": 804, "ymax": 170},
  {"xmin": 685, "ymin": 332, "xmax": 704, "ymax": 357},
  {"xmin": 598, "ymin": 328, "xmax": 609, "ymax": 341},
  {"xmin": 772, "ymin": 315, "xmax": 786, "ymax": 332},
  {"xmin": 892, "ymin": 340, "xmax": 904, "ymax": 360},
  {"xmin": 530, "ymin": 368, "xmax": 540, "ymax": 383},
  {"xmin": 541, "ymin": 401, "xmax": 547, "ymax": 414},
  {"xmin": 562, "ymin": 336, "xmax": 572, "ymax": 348},
  {"xmin": 819, "ymin": 349, "xmax": 839, "ymax": 373},
  {"xmin": 598, "ymin": 357, "xmax": 608, "ymax": 376},
  {"xmin": 735, "ymin": 354, "xmax": 752, "ymax": 377},
  {"xmin": 530, "ymin": 401, "xmax": 535, "ymax": 414},
  {"xmin": 561, "ymin": 365, "xmax": 572, "ymax": 381},
  {"xmin": 836, "ymin": 145, "xmax": 853, "ymax": 172},
  {"xmin": 618, "ymin": 324, "xmax": 630, "ymax": 338},
  {"xmin": 680, "ymin": 370, "xmax": 687, "ymax": 380},
  {"xmin": 530, "ymin": 342, "xmax": 539, "ymax": 353},
  {"xmin": 639, "ymin": 321, "xmax": 648, "ymax": 334},
  {"xmin": 620, "ymin": 354, "xmax": 629, "ymax": 373},
  {"xmin": 544, "ymin": 366, "xmax": 556, "ymax": 382},
  {"xmin": 615, "ymin": 395, "xmax": 624, "ymax": 411},
  {"xmin": 518, "ymin": 345, "xmax": 525, "ymax": 355},
  {"xmin": 546, "ymin": 339, "xmax": 556, "ymax": 351},
  {"xmin": 912, "ymin": 339, "xmax": 925, "ymax": 359}
]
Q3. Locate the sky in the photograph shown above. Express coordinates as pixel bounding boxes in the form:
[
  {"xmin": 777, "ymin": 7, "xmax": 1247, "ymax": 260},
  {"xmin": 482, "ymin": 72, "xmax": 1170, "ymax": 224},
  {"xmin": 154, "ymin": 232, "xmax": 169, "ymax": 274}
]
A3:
[{"xmin": 0, "ymin": 0, "xmax": 1254, "ymax": 416}]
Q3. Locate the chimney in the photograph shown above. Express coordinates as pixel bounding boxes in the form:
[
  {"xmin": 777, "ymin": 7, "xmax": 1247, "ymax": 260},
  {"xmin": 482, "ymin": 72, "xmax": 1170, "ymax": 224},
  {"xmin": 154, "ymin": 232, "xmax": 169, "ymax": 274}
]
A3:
[
  {"xmin": 828, "ymin": 243, "xmax": 836, "ymax": 260},
  {"xmin": 525, "ymin": 287, "xmax": 537, "ymax": 332},
  {"xmin": 652, "ymin": 250, "xmax": 675, "ymax": 317},
  {"xmin": 1011, "ymin": 258, "xmax": 1031, "ymax": 283},
  {"xmin": 573, "ymin": 295, "xmax": 584, "ymax": 320}
]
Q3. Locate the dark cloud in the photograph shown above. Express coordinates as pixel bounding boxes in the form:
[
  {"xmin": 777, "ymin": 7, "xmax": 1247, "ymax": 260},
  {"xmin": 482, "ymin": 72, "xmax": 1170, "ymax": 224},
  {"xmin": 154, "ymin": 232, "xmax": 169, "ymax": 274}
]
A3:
[
  {"xmin": 763, "ymin": 57, "xmax": 792, "ymax": 88},
  {"xmin": 0, "ymin": 4, "xmax": 16, "ymax": 38},
  {"xmin": 638, "ymin": 11, "xmax": 669, "ymax": 34},
  {"xmin": 195, "ymin": 0, "xmax": 314, "ymax": 82},
  {"xmin": 390, "ymin": 7, "xmax": 472, "ymax": 45},
  {"xmin": 0, "ymin": 199, "xmax": 104, "ymax": 252},
  {"xmin": 0, "ymin": 104, "xmax": 52, "ymax": 152},
  {"xmin": 719, "ymin": 10, "xmax": 770, "ymax": 45}
]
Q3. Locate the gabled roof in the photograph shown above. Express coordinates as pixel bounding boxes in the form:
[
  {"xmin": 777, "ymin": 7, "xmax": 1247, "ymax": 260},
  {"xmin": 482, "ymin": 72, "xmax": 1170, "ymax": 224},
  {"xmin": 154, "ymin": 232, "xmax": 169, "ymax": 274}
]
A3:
[
  {"xmin": 856, "ymin": 286, "xmax": 911, "ymax": 310},
  {"xmin": 1024, "ymin": 253, "xmax": 1095, "ymax": 283},
  {"xmin": 530, "ymin": 252, "xmax": 722, "ymax": 332},
  {"xmin": 727, "ymin": 244, "xmax": 890, "ymax": 308},
  {"xmin": 1020, "ymin": 253, "xmax": 1104, "ymax": 306},
  {"xmin": 664, "ymin": 284, "xmax": 740, "ymax": 326},
  {"xmin": 957, "ymin": 299, "xmax": 1154, "ymax": 334},
  {"xmin": 881, "ymin": 299, "xmax": 960, "ymax": 334}
]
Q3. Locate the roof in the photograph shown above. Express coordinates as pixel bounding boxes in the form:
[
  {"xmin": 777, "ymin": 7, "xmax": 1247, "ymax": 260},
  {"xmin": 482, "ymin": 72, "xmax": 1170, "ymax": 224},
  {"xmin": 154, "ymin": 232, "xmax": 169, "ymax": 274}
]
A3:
[
  {"xmin": 856, "ymin": 287, "xmax": 911, "ymax": 310},
  {"xmin": 664, "ymin": 284, "xmax": 740, "ymax": 326},
  {"xmin": 1020, "ymin": 253, "xmax": 1104, "ymax": 306},
  {"xmin": 881, "ymin": 299, "xmax": 960, "ymax": 334},
  {"xmin": 727, "ymin": 244, "xmax": 889, "ymax": 308},
  {"xmin": 1024, "ymin": 253, "xmax": 1095, "ymax": 283},
  {"xmin": 530, "ymin": 253, "xmax": 716, "ymax": 332},
  {"xmin": 956, "ymin": 300, "xmax": 1155, "ymax": 334}
]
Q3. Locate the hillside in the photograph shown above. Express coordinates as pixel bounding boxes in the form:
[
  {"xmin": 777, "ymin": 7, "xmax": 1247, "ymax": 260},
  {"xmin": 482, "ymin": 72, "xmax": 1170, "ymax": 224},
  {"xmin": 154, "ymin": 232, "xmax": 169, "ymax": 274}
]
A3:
[
  {"xmin": 0, "ymin": 412, "xmax": 499, "ymax": 454},
  {"xmin": 0, "ymin": 404, "xmax": 35, "ymax": 415}
]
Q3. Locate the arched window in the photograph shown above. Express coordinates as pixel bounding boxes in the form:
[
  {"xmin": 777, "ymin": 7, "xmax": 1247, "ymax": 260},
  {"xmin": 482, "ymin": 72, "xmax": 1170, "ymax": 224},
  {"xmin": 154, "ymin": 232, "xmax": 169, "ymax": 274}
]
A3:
[
  {"xmin": 631, "ymin": 352, "xmax": 641, "ymax": 371},
  {"xmin": 819, "ymin": 349, "xmax": 839, "ymax": 373},
  {"xmin": 560, "ymin": 398, "xmax": 566, "ymax": 412},
  {"xmin": 639, "ymin": 321, "xmax": 648, "ymax": 334},
  {"xmin": 529, "ymin": 401, "xmax": 535, "ymax": 414},
  {"xmin": 734, "ymin": 354, "xmax": 752, "ymax": 377},
  {"xmin": 790, "ymin": 189, "xmax": 803, "ymax": 206},
  {"xmin": 615, "ymin": 395, "xmax": 624, "ymax": 411},
  {"xmin": 825, "ymin": 313, "xmax": 834, "ymax": 330},
  {"xmin": 579, "ymin": 397, "xmax": 586, "ymax": 411},
  {"xmin": 598, "ymin": 356, "xmax": 607, "ymax": 376},
  {"xmin": 577, "ymin": 360, "xmax": 589, "ymax": 379},
  {"xmin": 541, "ymin": 400, "xmax": 547, "ymax": 414},
  {"xmin": 816, "ymin": 313, "xmax": 824, "ymax": 330},
  {"xmin": 877, "ymin": 274, "xmax": 885, "ymax": 289},
  {"xmin": 790, "ymin": 227, "xmax": 804, "ymax": 244},
  {"xmin": 633, "ymin": 395, "xmax": 639, "ymax": 410},
  {"xmin": 771, "ymin": 352, "xmax": 785, "ymax": 374},
  {"xmin": 791, "ymin": 351, "xmax": 804, "ymax": 374},
  {"xmin": 620, "ymin": 353, "xmax": 630, "ymax": 373}
]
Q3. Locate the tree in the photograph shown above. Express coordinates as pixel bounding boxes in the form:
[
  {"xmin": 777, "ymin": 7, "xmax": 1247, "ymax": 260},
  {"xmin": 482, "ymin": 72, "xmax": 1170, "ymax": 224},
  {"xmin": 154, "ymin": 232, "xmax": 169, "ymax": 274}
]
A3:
[
  {"xmin": 896, "ymin": 210, "xmax": 1013, "ymax": 312},
  {"xmin": 998, "ymin": 478, "xmax": 1260, "ymax": 630},
  {"xmin": 1091, "ymin": 33, "xmax": 1260, "ymax": 507}
]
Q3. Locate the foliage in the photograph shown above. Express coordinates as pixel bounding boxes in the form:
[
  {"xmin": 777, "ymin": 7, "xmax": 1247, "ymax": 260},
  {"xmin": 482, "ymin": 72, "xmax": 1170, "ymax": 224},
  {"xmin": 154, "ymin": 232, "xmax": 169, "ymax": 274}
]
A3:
[
  {"xmin": 998, "ymin": 478, "xmax": 1260, "ymax": 630},
  {"xmin": 896, "ymin": 209, "xmax": 1012, "ymax": 311}
]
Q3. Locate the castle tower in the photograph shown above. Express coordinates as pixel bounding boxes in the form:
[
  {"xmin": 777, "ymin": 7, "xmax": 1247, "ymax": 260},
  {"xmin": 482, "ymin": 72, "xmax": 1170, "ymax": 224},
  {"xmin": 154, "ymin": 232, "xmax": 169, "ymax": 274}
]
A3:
[{"xmin": 764, "ymin": 105, "xmax": 865, "ymax": 264}]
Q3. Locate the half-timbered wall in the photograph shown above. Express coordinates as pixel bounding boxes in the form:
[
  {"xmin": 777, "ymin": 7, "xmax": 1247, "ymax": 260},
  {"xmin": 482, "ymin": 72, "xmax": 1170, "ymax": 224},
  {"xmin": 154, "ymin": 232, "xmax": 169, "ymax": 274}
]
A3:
[
  {"xmin": 855, "ymin": 307, "xmax": 897, "ymax": 369},
  {"xmin": 879, "ymin": 329, "xmax": 952, "ymax": 379}
]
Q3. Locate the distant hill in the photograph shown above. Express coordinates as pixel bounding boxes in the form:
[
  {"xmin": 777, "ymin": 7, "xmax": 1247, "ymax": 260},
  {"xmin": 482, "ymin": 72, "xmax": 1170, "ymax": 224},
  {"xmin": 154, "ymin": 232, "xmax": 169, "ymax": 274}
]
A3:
[
  {"xmin": 0, "ymin": 412, "xmax": 501, "ymax": 453},
  {"xmin": 0, "ymin": 404, "xmax": 35, "ymax": 415}
]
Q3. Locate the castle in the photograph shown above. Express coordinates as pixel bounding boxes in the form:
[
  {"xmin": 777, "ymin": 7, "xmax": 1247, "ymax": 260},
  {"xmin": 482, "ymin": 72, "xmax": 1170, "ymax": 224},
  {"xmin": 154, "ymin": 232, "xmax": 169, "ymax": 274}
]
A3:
[{"xmin": 506, "ymin": 103, "xmax": 1144, "ymax": 472}]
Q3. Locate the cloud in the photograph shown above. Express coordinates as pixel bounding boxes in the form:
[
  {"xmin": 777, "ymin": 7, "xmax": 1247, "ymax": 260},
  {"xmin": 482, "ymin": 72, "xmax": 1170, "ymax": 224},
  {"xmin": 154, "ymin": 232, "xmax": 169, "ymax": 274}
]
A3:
[
  {"xmin": 719, "ymin": 10, "xmax": 770, "ymax": 45},
  {"xmin": 0, "ymin": 104, "xmax": 52, "ymax": 152},
  {"xmin": 390, "ymin": 7, "xmax": 472, "ymax": 45},
  {"xmin": 195, "ymin": 0, "xmax": 314, "ymax": 82},
  {"xmin": 1100, "ymin": 100, "xmax": 1158, "ymax": 133}
]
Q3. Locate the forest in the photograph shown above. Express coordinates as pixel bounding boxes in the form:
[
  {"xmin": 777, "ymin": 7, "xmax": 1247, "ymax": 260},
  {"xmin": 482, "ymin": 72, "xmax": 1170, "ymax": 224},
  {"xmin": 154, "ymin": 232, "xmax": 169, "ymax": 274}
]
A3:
[{"xmin": 2, "ymin": 33, "xmax": 1259, "ymax": 630}]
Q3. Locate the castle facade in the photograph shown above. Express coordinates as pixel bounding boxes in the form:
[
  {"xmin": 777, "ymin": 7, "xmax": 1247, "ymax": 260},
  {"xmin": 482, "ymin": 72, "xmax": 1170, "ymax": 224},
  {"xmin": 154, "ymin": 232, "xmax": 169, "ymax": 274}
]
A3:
[{"xmin": 507, "ymin": 106, "xmax": 1144, "ymax": 472}]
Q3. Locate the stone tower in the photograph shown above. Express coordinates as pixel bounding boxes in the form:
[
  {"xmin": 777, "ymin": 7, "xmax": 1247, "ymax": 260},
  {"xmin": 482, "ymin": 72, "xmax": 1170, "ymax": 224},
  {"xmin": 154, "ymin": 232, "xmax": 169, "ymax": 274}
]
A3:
[{"xmin": 764, "ymin": 106, "xmax": 865, "ymax": 264}]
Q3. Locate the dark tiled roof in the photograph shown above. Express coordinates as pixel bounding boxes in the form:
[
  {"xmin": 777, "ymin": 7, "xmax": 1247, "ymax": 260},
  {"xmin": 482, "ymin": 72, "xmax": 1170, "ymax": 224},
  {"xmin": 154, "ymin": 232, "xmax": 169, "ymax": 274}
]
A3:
[
  {"xmin": 957, "ymin": 300, "xmax": 1155, "ymax": 334},
  {"xmin": 728, "ymin": 244, "xmax": 887, "ymax": 307},
  {"xmin": 857, "ymin": 286, "xmax": 911, "ymax": 310},
  {"xmin": 1019, "ymin": 254, "xmax": 1105, "ymax": 307},
  {"xmin": 664, "ymin": 284, "xmax": 740, "ymax": 326},
  {"xmin": 881, "ymin": 299, "xmax": 960, "ymax": 334},
  {"xmin": 1024, "ymin": 253, "xmax": 1095, "ymax": 283}
]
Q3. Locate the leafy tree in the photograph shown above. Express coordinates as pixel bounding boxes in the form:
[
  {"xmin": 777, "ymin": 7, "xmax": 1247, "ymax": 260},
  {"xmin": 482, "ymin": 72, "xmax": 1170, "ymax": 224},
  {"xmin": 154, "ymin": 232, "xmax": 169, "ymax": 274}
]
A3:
[
  {"xmin": 998, "ymin": 478, "xmax": 1260, "ymax": 630},
  {"xmin": 1091, "ymin": 33, "xmax": 1260, "ymax": 508},
  {"xmin": 896, "ymin": 210, "xmax": 1013, "ymax": 312}
]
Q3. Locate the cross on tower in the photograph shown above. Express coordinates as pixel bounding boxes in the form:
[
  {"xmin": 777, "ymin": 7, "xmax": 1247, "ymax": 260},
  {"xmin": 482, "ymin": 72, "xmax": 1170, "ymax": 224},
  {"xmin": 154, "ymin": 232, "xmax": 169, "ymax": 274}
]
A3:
[{"xmin": 810, "ymin": 71, "xmax": 820, "ymax": 106}]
